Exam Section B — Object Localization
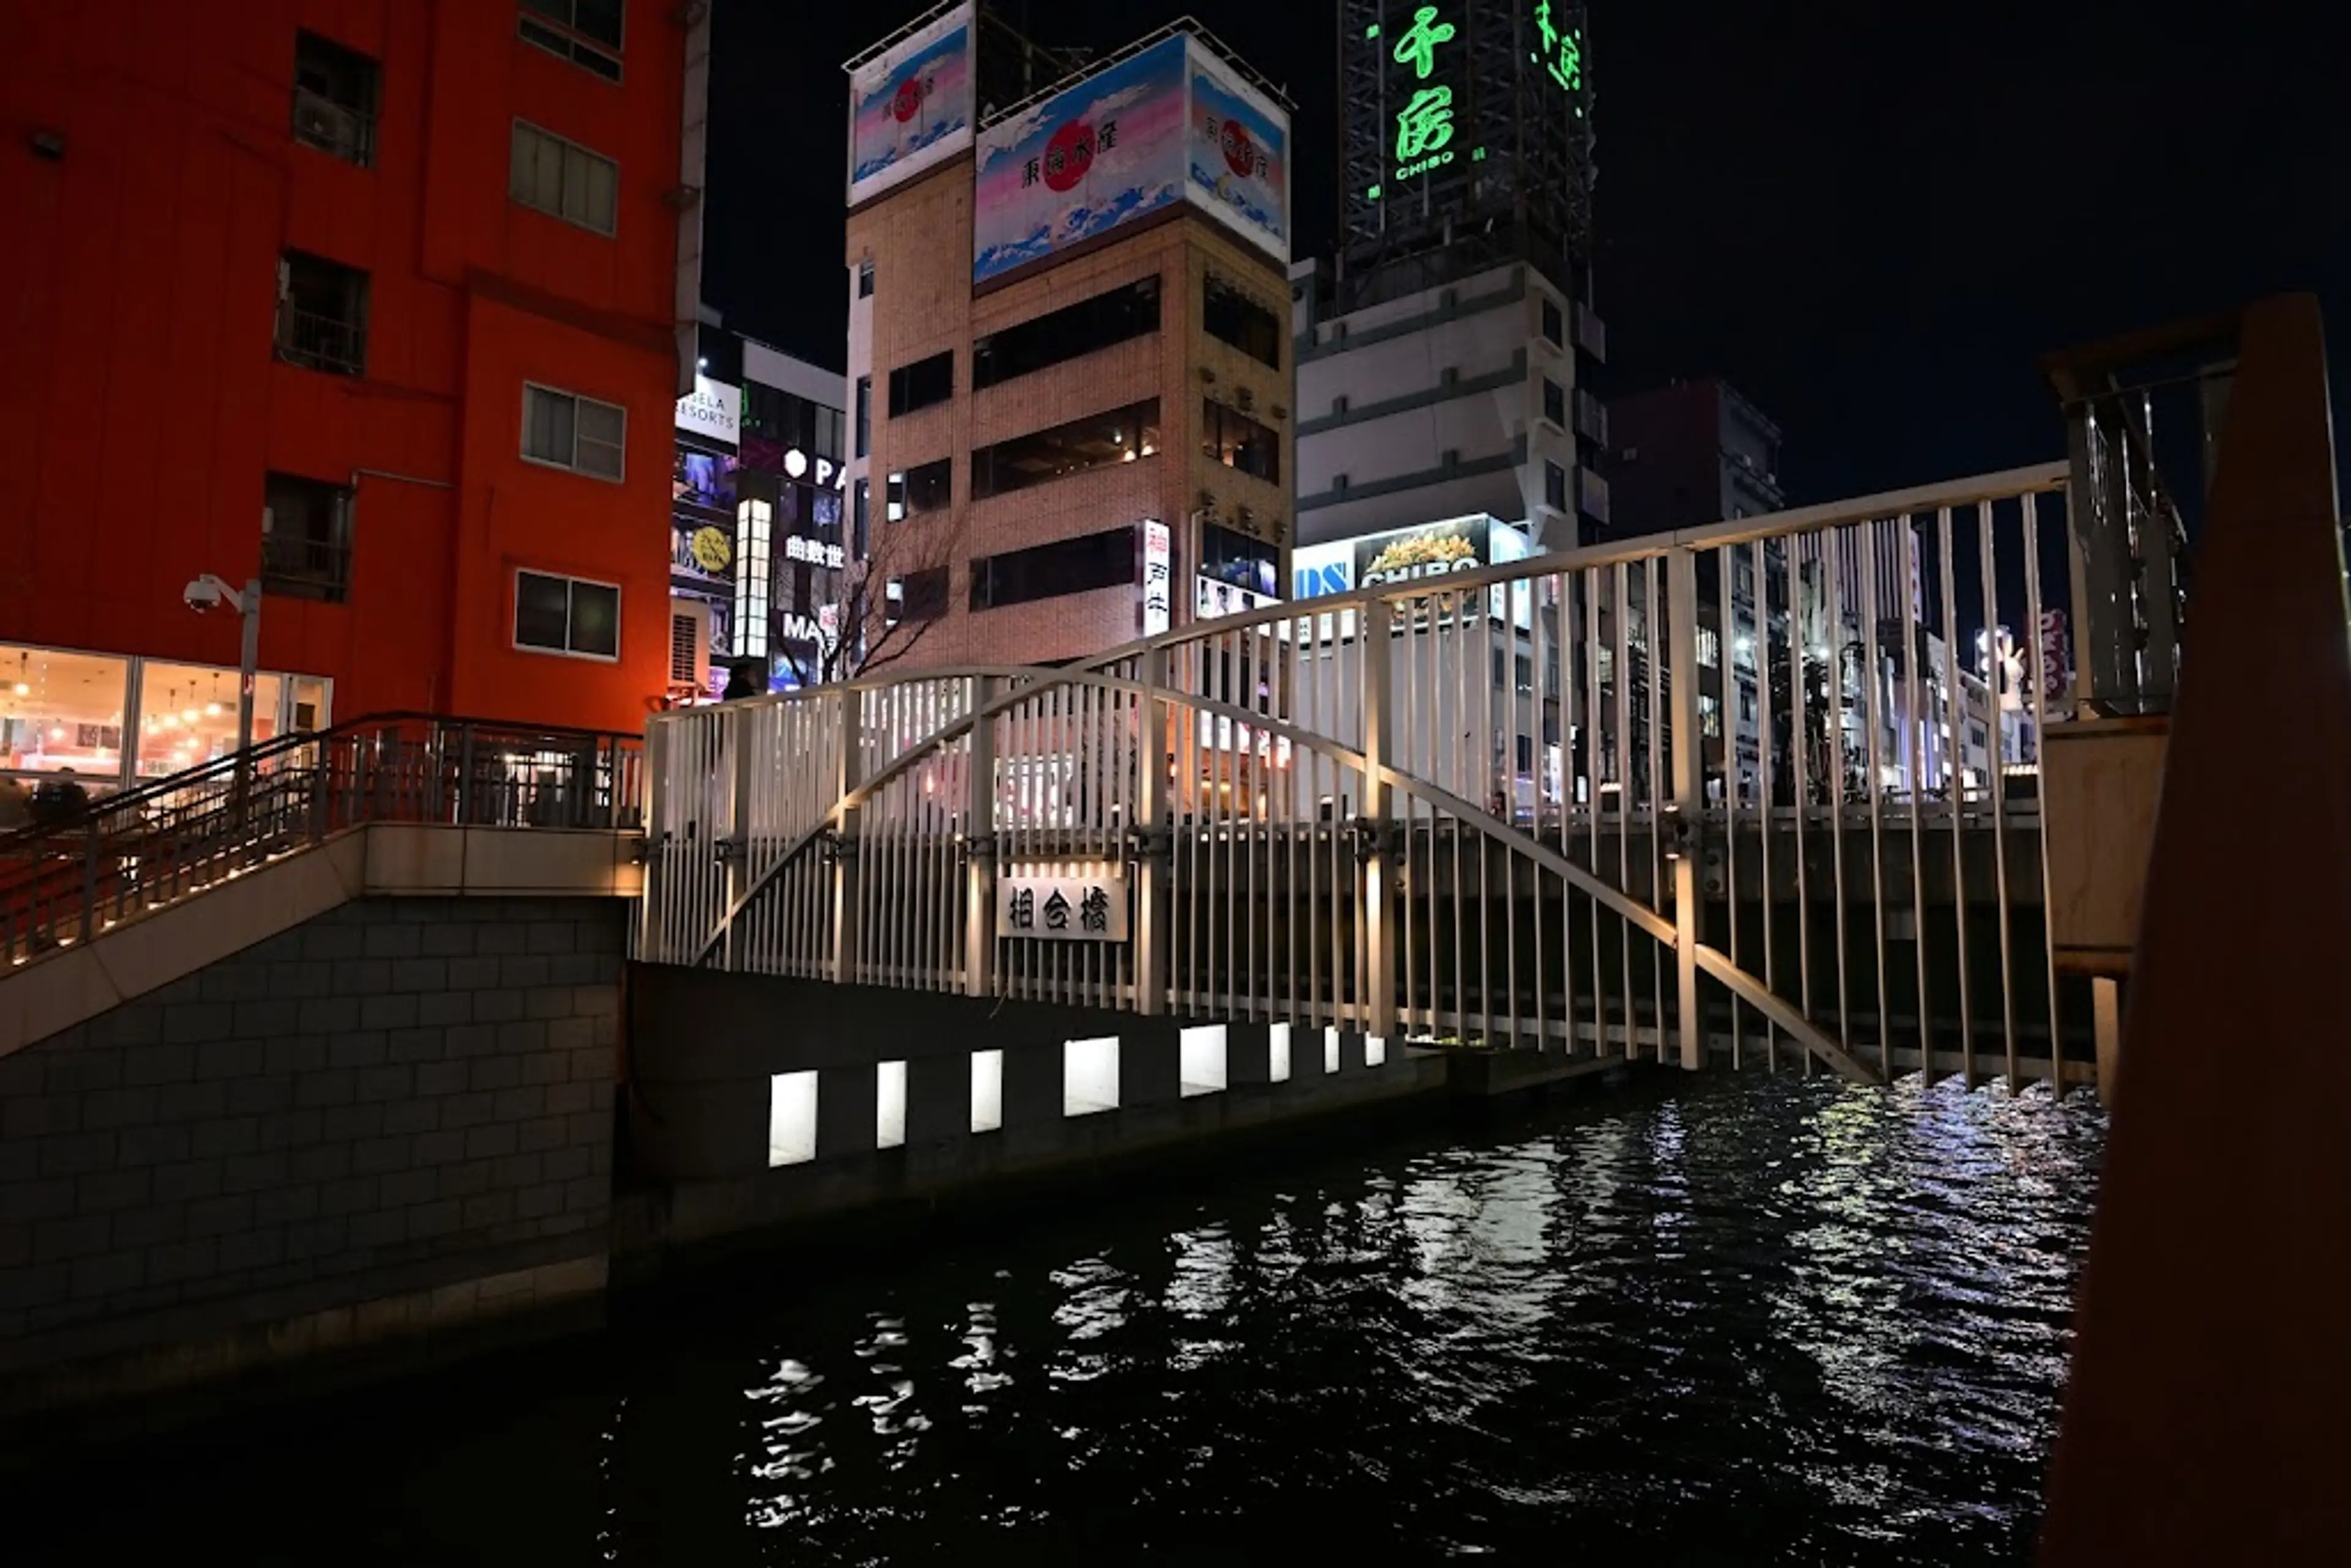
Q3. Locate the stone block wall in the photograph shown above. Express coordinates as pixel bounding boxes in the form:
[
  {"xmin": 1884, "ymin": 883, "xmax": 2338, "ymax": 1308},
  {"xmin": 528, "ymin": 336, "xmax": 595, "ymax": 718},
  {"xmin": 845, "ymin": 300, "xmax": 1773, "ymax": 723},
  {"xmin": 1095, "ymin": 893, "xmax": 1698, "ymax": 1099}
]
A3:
[{"xmin": 0, "ymin": 896, "xmax": 624, "ymax": 1414}]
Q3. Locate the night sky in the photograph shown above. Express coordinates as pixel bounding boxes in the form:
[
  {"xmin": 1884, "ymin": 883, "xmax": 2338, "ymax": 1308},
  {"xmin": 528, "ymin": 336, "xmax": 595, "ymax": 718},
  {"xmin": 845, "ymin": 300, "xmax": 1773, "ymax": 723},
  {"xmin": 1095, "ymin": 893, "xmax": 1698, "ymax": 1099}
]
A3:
[{"xmin": 705, "ymin": 1, "xmax": 2344, "ymax": 506}]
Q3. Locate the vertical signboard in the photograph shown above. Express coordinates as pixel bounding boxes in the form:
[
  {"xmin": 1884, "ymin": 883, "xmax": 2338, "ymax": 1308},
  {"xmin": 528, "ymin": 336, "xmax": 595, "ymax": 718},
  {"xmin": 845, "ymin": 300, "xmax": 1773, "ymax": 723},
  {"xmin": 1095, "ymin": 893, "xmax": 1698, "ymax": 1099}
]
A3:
[
  {"xmin": 1140, "ymin": 519, "xmax": 1173, "ymax": 636},
  {"xmin": 847, "ymin": 2, "xmax": 975, "ymax": 206},
  {"xmin": 973, "ymin": 36, "xmax": 1188, "ymax": 287},
  {"xmin": 1183, "ymin": 39, "xmax": 1289, "ymax": 263}
]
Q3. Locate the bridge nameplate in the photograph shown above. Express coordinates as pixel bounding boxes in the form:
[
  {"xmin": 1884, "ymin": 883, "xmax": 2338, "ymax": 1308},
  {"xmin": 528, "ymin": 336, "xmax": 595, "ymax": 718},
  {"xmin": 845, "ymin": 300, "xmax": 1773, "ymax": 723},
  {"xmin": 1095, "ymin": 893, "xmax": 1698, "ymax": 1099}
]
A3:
[{"xmin": 997, "ymin": 871, "xmax": 1128, "ymax": 942}]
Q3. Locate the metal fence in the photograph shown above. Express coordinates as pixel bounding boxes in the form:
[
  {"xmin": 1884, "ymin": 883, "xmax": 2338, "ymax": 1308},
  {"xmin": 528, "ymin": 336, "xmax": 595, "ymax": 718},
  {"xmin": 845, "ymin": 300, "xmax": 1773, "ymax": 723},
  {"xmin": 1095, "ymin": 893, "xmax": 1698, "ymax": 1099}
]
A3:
[
  {"xmin": 642, "ymin": 462, "xmax": 2117, "ymax": 1089},
  {"xmin": 2, "ymin": 715, "xmax": 643, "ymax": 966}
]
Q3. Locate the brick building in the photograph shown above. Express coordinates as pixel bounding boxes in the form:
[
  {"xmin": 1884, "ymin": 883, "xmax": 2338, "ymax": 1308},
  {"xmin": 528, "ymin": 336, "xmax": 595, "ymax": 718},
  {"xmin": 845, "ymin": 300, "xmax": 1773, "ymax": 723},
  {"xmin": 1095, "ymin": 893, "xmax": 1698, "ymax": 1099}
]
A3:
[
  {"xmin": 842, "ymin": 8, "xmax": 1295, "ymax": 672},
  {"xmin": 1, "ymin": 1, "xmax": 706, "ymax": 796}
]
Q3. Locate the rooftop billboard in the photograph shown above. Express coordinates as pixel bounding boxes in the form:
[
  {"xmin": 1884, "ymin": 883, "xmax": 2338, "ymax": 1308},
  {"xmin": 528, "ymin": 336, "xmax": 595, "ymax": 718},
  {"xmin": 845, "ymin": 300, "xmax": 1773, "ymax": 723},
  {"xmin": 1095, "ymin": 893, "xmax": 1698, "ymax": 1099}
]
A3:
[
  {"xmin": 847, "ymin": 3, "xmax": 975, "ymax": 207},
  {"xmin": 973, "ymin": 36, "xmax": 1188, "ymax": 287},
  {"xmin": 1184, "ymin": 39, "xmax": 1289, "ymax": 264}
]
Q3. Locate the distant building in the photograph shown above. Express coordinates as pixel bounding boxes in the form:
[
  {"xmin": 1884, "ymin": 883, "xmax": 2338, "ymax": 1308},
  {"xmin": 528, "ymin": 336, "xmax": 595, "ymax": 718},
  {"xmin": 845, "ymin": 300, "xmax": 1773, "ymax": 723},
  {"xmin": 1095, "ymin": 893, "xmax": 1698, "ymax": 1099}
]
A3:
[
  {"xmin": 1605, "ymin": 378, "xmax": 1785, "ymax": 535},
  {"xmin": 667, "ymin": 318, "xmax": 848, "ymax": 700},
  {"xmin": 843, "ymin": 5, "xmax": 1297, "ymax": 672},
  {"xmin": 1295, "ymin": 1, "xmax": 1608, "ymax": 554}
]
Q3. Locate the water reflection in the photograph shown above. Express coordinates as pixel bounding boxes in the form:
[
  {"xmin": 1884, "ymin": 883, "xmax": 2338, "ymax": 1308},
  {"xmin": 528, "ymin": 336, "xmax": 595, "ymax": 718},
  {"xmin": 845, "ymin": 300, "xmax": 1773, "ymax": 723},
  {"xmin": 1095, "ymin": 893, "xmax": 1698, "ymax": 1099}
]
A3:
[{"xmin": 7, "ymin": 1074, "xmax": 2103, "ymax": 1566}]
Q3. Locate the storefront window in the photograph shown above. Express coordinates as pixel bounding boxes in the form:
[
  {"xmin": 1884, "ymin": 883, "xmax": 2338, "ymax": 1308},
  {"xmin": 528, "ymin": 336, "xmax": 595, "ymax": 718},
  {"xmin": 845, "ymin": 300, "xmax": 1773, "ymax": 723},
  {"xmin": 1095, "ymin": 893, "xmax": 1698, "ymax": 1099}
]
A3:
[
  {"xmin": 0, "ymin": 644, "xmax": 130, "ymax": 778},
  {"xmin": 135, "ymin": 662, "xmax": 285, "ymax": 779}
]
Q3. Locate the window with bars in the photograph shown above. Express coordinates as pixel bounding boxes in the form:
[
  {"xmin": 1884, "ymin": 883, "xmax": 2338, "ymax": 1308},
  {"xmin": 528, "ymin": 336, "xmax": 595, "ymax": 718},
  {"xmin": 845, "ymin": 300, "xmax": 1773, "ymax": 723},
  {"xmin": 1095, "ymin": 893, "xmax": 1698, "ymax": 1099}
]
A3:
[
  {"xmin": 519, "ymin": 0, "xmax": 624, "ymax": 81},
  {"xmin": 510, "ymin": 120, "xmax": 618, "ymax": 234},
  {"xmin": 262, "ymin": 473, "xmax": 355, "ymax": 602},
  {"xmin": 522, "ymin": 384, "xmax": 626, "ymax": 480},
  {"xmin": 514, "ymin": 571, "xmax": 621, "ymax": 659},
  {"xmin": 275, "ymin": 251, "xmax": 369, "ymax": 377},
  {"xmin": 291, "ymin": 32, "xmax": 378, "ymax": 167}
]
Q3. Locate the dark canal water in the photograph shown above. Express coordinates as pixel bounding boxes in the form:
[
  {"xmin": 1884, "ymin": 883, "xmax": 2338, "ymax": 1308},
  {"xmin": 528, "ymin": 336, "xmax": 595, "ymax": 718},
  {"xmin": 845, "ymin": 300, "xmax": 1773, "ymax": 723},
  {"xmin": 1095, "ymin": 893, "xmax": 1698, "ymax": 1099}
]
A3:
[{"xmin": 10, "ymin": 1073, "xmax": 2104, "ymax": 1565}]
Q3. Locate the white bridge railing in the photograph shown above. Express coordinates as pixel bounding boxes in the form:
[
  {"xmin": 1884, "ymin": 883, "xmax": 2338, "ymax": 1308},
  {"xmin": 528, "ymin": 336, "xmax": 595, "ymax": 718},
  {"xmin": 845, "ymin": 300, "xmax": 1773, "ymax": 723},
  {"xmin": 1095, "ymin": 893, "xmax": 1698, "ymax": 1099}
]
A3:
[{"xmin": 639, "ymin": 462, "xmax": 2090, "ymax": 1088}]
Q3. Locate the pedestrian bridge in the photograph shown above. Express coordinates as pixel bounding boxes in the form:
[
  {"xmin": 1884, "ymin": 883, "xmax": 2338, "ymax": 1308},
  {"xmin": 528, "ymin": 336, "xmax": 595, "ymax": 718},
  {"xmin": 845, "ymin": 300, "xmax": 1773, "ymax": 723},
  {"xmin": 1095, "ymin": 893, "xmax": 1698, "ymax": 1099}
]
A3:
[{"xmin": 639, "ymin": 455, "xmax": 2164, "ymax": 1094}]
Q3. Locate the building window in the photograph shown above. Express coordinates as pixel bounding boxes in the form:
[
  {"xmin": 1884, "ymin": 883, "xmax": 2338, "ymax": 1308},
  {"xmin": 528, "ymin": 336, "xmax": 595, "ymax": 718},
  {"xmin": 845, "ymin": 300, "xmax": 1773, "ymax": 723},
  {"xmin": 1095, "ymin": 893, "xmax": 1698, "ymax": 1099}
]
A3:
[
  {"xmin": 899, "ymin": 566, "xmax": 950, "ymax": 623},
  {"xmin": 972, "ymin": 277, "xmax": 1161, "ymax": 389},
  {"xmin": 887, "ymin": 458, "xmax": 950, "ymax": 519},
  {"xmin": 857, "ymin": 259, "xmax": 874, "ymax": 298},
  {"xmin": 1698, "ymin": 626, "xmax": 1721, "ymax": 668},
  {"xmin": 1542, "ymin": 297, "xmax": 1565, "ymax": 348},
  {"xmin": 1700, "ymin": 692, "xmax": 1723, "ymax": 738},
  {"xmin": 261, "ymin": 473, "xmax": 354, "ymax": 603},
  {"xmin": 1198, "ymin": 521, "xmax": 1278, "ymax": 598},
  {"xmin": 1201, "ymin": 400, "xmax": 1280, "ymax": 484},
  {"xmin": 854, "ymin": 377, "xmax": 870, "ymax": 458},
  {"xmin": 1544, "ymin": 459, "xmax": 1568, "ymax": 512},
  {"xmin": 971, "ymin": 399, "xmax": 1160, "ymax": 500},
  {"xmin": 509, "ymin": 120, "xmax": 618, "ymax": 235},
  {"xmin": 522, "ymin": 383, "xmax": 627, "ymax": 481},
  {"xmin": 291, "ymin": 32, "xmax": 378, "ymax": 167},
  {"xmin": 1203, "ymin": 274, "xmax": 1281, "ymax": 369},
  {"xmin": 274, "ymin": 251, "xmax": 369, "ymax": 377},
  {"xmin": 969, "ymin": 527, "xmax": 1134, "ymax": 612},
  {"xmin": 887, "ymin": 351, "xmax": 953, "ymax": 418},
  {"xmin": 852, "ymin": 478, "xmax": 870, "ymax": 559},
  {"xmin": 513, "ymin": 570, "xmax": 621, "ymax": 659},
  {"xmin": 1542, "ymin": 376, "xmax": 1566, "ymax": 429},
  {"xmin": 519, "ymin": 0, "xmax": 624, "ymax": 81},
  {"xmin": 884, "ymin": 576, "xmax": 904, "ymax": 628}
]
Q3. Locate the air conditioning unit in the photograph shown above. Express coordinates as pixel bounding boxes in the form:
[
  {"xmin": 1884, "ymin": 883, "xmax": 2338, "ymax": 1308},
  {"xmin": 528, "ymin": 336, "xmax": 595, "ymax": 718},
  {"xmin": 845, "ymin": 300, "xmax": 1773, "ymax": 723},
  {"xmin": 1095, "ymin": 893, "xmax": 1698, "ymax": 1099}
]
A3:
[
  {"xmin": 670, "ymin": 598, "xmax": 713, "ymax": 692},
  {"xmin": 293, "ymin": 97, "xmax": 359, "ymax": 155}
]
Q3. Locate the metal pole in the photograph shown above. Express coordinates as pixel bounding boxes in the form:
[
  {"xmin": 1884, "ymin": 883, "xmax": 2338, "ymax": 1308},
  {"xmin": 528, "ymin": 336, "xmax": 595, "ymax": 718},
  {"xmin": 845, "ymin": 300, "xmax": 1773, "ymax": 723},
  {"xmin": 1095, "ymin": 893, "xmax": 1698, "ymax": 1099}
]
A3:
[{"xmin": 233, "ymin": 577, "xmax": 261, "ymax": 816}]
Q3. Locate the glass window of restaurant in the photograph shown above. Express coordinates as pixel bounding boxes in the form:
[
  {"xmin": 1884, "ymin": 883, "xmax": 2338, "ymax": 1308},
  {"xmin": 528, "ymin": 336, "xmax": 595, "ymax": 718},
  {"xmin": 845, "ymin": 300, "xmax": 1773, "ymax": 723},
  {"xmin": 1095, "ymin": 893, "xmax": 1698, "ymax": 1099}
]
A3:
[{"xmin": 0, "ymin": 642, "xmax": 332, "ymax": 795}]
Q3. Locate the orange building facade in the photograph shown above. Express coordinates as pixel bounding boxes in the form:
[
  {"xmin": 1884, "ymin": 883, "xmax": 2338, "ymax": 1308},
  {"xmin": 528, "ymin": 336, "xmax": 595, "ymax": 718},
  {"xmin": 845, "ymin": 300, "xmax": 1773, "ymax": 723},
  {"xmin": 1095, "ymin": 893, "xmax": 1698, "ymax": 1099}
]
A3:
[{"xmin": 0, "ymin": 0, "xmax": 702, "ymax": 794}]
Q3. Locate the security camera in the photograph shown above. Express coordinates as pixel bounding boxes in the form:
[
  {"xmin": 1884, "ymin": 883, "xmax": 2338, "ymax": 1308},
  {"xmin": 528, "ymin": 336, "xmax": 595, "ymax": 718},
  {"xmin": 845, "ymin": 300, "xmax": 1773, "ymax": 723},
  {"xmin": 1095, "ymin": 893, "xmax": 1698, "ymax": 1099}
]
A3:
[{"xmin": 183, "ymin": 577, "xmax": 225, "ymax": 613}]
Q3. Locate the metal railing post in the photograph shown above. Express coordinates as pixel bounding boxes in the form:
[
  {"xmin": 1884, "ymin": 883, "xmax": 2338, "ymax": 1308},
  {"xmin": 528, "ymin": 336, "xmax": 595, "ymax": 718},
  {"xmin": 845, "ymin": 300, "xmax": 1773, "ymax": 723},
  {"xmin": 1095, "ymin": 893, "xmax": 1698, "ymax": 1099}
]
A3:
[
  {"xmin": 455, "ymin": 722, "xmax": 477, "ymax": 826},
  {"xmin": 1360, "ymin": 599, "xmax": 1398, "ymax": 1040},
  {"xmin": 79, "ymin": 819, "xmax": 99, "ymax": 944},
  {"xmin": 1131, "ymin": 656, "xmax": 1167, "ymax": 1015},
  {"xmin": 725, "ymin": 705, "xmax": 757, "ymax": 968},
  {"xmin": 963, "ymin": 675, "xmax": 1000, "ymax": 999},
  {"xmin": 831, "ymin": 689, "xmax": 864, "ymax": 985},
  {"xmin": 1668, "ymin": 547, "xmax": 1706, "ymax": 1070}
]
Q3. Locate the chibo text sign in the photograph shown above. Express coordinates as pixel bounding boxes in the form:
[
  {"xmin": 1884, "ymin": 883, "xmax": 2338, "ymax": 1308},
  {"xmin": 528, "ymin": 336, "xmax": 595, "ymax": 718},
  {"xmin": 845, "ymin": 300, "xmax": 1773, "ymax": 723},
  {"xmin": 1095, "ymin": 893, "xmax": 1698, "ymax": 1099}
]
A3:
[{"xmin": 997, "ymin": 872, "xmax": 1128, "ymax": 942}]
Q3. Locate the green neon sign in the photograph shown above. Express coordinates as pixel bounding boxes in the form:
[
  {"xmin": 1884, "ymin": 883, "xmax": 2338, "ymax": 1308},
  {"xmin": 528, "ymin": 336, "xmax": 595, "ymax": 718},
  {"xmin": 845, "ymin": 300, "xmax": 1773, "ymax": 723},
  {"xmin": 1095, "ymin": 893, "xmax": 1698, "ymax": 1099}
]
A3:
[
  {"xmin": 1384, "ymin": 5, "xmax": 1459, "ymax": 184},
  {"xmin": 1533, "ymin": 2, "xmax": 1583, "ymax": 93}
]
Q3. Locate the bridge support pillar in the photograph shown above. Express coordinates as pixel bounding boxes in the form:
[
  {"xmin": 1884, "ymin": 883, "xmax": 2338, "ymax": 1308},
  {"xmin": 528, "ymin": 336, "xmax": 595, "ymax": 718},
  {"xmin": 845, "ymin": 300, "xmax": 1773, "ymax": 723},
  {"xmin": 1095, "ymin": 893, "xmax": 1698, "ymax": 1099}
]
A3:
[
  {"xmin": 964, "ymin": 677, "xmax": 999, "ymax": 999},
  {"xmin": 1360, "ymin": 601, "xmax": 1398, "ymax": 1041},
  {"xmin": 830, "ymin": 688, "xmax": 863, "ymax": 986},
  {"xmin": 1668, "ymin": 549, "xmax": 1704, "ymax": 1071}
]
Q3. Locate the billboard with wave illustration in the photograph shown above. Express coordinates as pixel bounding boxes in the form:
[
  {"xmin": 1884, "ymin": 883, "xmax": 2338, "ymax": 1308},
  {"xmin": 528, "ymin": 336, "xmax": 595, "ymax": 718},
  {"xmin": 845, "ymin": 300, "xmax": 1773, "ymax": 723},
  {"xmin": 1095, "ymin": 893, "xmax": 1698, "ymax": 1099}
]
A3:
[
  {"xmin": 1185, "ymin": 41, "xmax": 1289, "ymax": 263},
  {"xmin": 848, "ymin": 3, "xmax": 974, "ymax": 207},
  {"xmin": 973, "ymin": 36, "xmax": 1188, "ymax": 286}
]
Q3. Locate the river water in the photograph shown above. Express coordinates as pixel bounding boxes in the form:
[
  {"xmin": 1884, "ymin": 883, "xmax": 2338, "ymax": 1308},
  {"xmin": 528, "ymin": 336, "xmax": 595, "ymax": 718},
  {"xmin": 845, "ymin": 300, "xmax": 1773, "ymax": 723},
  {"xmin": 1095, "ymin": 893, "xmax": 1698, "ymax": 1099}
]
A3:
[{"xmin": 13, "ymin": 1073, "xmax": 2104, "ymax": 1565}]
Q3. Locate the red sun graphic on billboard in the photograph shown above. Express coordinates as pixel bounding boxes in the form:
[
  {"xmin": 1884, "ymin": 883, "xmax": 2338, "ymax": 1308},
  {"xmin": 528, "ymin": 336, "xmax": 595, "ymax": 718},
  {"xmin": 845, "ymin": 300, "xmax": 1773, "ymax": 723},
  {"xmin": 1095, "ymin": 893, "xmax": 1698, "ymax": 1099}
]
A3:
[
  {"xmin": 1221, "ymin": 119, "xmax": 1256, "ymax": 179},
  {"xmin": 1042, "ymin": 120, "xmax": 1098, "ymax": 192},
  {"xmin": 891, "ymin": 75, "xmax": 925, "ymax": 124}
]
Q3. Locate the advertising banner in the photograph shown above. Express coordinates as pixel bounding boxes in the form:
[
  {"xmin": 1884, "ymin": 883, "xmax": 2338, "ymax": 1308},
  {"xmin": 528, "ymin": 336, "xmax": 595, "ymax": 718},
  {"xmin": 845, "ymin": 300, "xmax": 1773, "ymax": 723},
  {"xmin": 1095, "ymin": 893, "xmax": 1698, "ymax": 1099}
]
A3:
[
  {"xmin": 1194, "ymin": 576, "xmax": 1277, "ymax": 622},
  {"xmin": 1294, "ymin": 516, "xmax": 1534, "ymax": 631},
  {"xmin": 1140, "ymin": 518, "xmax": 1173, "ymax": 636},
  {"xmin": 675, "ymin": 375, "xmax": 740, "ymax": 447},
  {"xmin": 848, "ymin": 2, "xmax": 975, "ymax": 206},
  {"xmin": 1184, "ymin": 39, "xmax": 1289, "ymax": 263},
  {"xmin": 973, "ymin": 36, "xmax": 1188, "ymax": 287}
]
